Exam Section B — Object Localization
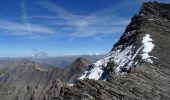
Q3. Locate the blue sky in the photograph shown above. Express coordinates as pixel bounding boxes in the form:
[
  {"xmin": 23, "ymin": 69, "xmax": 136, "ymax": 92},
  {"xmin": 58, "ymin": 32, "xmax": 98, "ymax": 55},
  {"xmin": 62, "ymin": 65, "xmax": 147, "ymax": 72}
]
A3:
[{"xmin": 0, "ymin": 0, "xmax": 169, "ymax": 57}]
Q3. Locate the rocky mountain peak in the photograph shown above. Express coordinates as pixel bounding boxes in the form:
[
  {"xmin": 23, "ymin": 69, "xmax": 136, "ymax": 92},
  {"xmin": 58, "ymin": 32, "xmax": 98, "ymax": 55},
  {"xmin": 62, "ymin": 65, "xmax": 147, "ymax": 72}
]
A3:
[
  {"xmin": 74, "ymin": 57, "xmax": 88, "ymax": 63},
  {"xmin": 67, "ymin": 57, "xmax": 90, "ymax": 70},
  {"xmin": 66, "ymin": 57, "xmax": 91, "ymax": 83},
  {"xmin": 140, "ymin": 2, "xmax": 161, "ymax": 16},
  {"xmin": 139, "ymin": 1, "xmax": 170, "ymax": 19},
  {"xmin": 79, "ymin": 1, "xmax": 170, "ymax": 80},
  {"xmin": 57, "ymin": 2, "xmax": 170, "ymax": 99}
]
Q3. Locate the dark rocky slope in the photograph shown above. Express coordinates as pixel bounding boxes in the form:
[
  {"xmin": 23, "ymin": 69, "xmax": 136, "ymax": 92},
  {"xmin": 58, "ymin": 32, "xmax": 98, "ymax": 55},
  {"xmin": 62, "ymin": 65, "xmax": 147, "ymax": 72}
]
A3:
[
  {"xmin": 66, "ymin": 57, "xmax": 90, "ymax": 83},
  {"xmin": 56, "ymin": 2, "xmax": 170, "ymax": 100},
  {"xmin": 0, "ymin": 58, "xmax": 90, "ymax": 100}
]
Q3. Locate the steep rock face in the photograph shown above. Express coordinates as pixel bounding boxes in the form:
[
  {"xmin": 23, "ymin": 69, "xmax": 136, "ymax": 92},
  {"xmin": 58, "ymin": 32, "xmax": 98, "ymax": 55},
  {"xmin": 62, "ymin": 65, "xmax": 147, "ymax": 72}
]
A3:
[
  {"xmin": 0, "ymin": 57, "xmax": 90, "ymax": 100},
  {"xmin": 66, "ymin": 57, "xmax": 90, "ymax": 83},
  {"xmin": 57, "ymin": 2, "xmax": 170, "ymax": 100}
]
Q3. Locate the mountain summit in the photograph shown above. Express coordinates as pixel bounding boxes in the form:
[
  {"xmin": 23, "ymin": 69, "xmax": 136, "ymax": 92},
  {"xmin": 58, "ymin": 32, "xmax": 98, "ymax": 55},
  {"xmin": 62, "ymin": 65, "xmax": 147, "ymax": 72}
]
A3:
[
  {"xmin": 66, "ymin": 57, "xmax": 90, "ymax": 83},
  {"xmin": 57, "ymin": 2, "xmax": 170, "ymax": 100},
  {"xmin": 80, "ymin": 1, "xmax": 170, "ymax": 80}
]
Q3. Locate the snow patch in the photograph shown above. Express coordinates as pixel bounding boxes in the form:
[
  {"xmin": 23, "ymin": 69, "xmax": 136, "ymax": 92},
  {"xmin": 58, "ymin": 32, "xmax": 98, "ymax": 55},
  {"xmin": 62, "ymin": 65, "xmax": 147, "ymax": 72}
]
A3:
[
  {"xmin": 85, "ymin": 65, "xmax": 103, "ymax": 80},
  {"xmin": 110, "ymin": 45, "xmax": 134, "ymax": 73},
  {"xmin": 79, "ymin": 60, "xmax": 104, "ymax": 80},
  {"xmin": 79, "ymin": 66, "xmax": 103, "ymax": 80},
  {"xmin": 141, "ymin": 34, "xmax": 155, "ymax": 63},
  {"xmin": 148, "ymin": 18, "xmax": 154, "ymax": 21},
  {"xmin": 94, "ymin": 59, "xmax": 103, "ymax": 66},
  {"xmin": 79, "ymin": 71, "xmax": 88, "ymax": 80},
  {"xmin": 79, "ymin": 33, "xmax": 157, "ymax": 80},
  {"xmin": 80, "ymin": 44, "xmax": 140, "ymax": 80},
  {"xmin": 67, "ymin": 84, "xmax": 74, "ymax": 87}
]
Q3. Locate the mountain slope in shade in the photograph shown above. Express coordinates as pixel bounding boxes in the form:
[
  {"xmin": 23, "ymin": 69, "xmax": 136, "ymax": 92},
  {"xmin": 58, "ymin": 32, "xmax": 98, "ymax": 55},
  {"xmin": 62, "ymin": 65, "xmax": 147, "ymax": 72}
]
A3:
[
  {"xmin": 57, "ymin": 2, "xmax": 170, "ymax": 100},
  {"xmin": 66, "ymin": 57, "xmax": 91, "ymax": 83},
  {"xmin": 0, "ymin": 57, "xmax": 90, "ymax": 100}
]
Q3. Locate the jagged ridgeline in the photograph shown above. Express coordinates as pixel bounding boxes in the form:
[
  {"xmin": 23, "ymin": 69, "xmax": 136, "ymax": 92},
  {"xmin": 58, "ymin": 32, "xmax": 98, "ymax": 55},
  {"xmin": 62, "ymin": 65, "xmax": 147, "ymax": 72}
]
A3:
[
  {"xmin": 0, "ymin": 58, "xmax": 90, "ymax": 100},
  {"xmin": 57, "ymin": 2, "xmax": 170, "ymax": 100}
]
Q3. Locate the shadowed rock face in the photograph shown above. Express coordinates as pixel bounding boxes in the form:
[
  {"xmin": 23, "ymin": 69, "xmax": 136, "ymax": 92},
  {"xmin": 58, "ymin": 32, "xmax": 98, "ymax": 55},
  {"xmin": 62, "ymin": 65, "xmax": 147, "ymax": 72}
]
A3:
[
  {"xmin": 0, "ymin": 58, "xmax": 90, "ymax": 100},
  {"xmin": 56, "ymin": 2, "xmax": 170, "ymax": 100},
  {"xmin": 66, "ymin": 57, "xmax": 91, "ymax": 83}
]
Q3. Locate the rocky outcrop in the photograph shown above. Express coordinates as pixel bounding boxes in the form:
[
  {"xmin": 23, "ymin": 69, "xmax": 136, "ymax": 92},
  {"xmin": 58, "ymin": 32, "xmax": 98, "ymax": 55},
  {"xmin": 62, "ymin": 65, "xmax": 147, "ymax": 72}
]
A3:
[
  {"xmin": 57, "ymin": 2, "xmax": 170, "ymax": 100},
  {"xmin": 66, "ymin": 57, "xmax": 91, "ymax": 83}
]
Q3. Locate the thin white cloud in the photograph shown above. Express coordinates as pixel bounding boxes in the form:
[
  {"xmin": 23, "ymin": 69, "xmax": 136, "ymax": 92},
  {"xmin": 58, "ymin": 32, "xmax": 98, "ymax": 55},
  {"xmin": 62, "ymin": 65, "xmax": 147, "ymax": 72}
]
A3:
[
  {"xmin": 0, "ymin": 0, "xmax": 131, "ymax": 39},
  {"xmin": 94, "ymin": 37, "xmax": 102, "ymax": 41},
  {"xmin": 37, "ymin": 1, "xmax": 131, "ymax": 40},
  {"xmin": 21, "ymin": 0, "xmax": 28, "ymax": 24},
  {"xmin": 30, "ymin": 48, "xmax": 48, "ymax": 57},
  {"xmin": 0, "ymin": 0, "xmax": 55, "ymax": 38},
  {"xmin": 0, "ymin": 19, "xmax": 55, "ymax": 36},
  {"xmin": 1, "ymin": 0, "xmax": 169, "ymax": 39}
]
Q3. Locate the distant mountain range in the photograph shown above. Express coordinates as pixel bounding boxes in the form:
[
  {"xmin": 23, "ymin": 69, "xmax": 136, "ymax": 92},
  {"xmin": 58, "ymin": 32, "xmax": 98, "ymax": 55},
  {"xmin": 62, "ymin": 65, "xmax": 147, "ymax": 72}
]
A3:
[
  {"xmin": 0, "ymin": 54, "xmax": 105, "ymax": 68},
  {"xmin": 28, "ymin": 54, "xmax": 105, "ymax": 68},
  {"xmin": 0, "ymin": 57, "xmax": 90, "ymax": 100},
  {"xmin": 0, "ymin": 54, "xmax": 104, "ymax": 99}
]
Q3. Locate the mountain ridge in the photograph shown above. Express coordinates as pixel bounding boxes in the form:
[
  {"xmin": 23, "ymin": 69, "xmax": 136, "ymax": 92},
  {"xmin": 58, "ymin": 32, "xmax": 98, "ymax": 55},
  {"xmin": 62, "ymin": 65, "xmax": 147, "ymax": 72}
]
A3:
[
  {"xmin": 0, "ymin": 57, "xmax": 90, "ymax": 100},
  {"xmin": 57, "ymin": 2, "xmax": 170, "ymax": 100},
  {"xmin": 80, "ymin": 1, "xmax": 170, "ymax": 80}
]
